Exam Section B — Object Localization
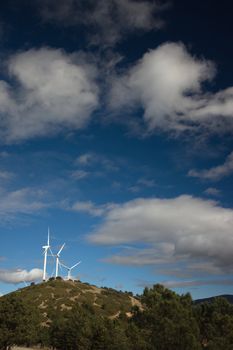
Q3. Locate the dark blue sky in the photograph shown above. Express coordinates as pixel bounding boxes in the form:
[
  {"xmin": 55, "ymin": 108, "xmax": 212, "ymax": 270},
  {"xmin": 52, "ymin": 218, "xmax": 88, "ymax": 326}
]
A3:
[{"xmin": 0, "ymin": 0, "xmax": 233, "ymax": 299}]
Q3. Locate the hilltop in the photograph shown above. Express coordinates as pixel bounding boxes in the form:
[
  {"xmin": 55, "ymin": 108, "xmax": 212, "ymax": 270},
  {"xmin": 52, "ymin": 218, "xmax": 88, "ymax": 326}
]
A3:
[{"xmin": 6, "ymin": 278, "xmax": 141, "ymax": 323}]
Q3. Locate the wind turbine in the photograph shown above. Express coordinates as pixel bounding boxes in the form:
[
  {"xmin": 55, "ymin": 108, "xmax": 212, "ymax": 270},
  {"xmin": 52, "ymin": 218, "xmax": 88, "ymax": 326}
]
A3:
[
  {"xmin": 61, "ymin": 261, "xmax": 81, "ymax": 280},
  {"xmin": 55, "ymin": 243, "xmax": 65, "ymax": 278},
  {"xmin": 42, "ymin": 228, "xmax": 51, "ymax": 281}
]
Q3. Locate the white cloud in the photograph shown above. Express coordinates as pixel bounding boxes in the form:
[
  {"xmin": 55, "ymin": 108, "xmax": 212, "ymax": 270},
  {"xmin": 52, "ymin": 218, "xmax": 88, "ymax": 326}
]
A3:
[
  {"xmin": 104, "ymin": 246, "xmax": 173, "ymax": 266},
  {"xmin": 39, "ymin": 0, "xmax": 168, "ymax": 46},
  {"xmin": 0, "ymin": 268, "xmax": 43, "ymax": 284},
  {"xmin": 138, "ymin": 178, "xmax": 156, "ymax": 187},
  {"xmin": 109, "ymin": 42, "xmax": 233, "ymax": 135},
  {"xmin": 75, "ymin": 152, "xmax": 119, "ymax": 171},
  {"xmin": 70, "ymin": 170, "xmax": 90, "ymax": 180},
  {"xmin": 158, "ymin": 261, "xmax": 224, "ymax": 279},
  {"xmin": 138, "ymin": 278, "xmax": 233, "ymax": 289},
  {"xmin": 76, "ymin": 153, "xmax": 95, "ymax": 166},
  {"xmin": 0, "ymin": 187, "xmax": 47, "ymax": 221},
  {"xmin": 71, "ymin": 200, "xmax": 115, "ymax": 217},
  {"xmin": 109, "ymin": 42, "xmax": 215, "ymax": 130},
  {"xmin": 192, "ymin": 87, "xmax": 233, "ymax": 122},
  {"xmin": 204, "ymin": 187, "xmax": 221, "ymax": 196},
  {"xmin": 161, "ymin": 279, "xmax": 233, "ymax": 289},
  {"xmin": 88, "ymin": 195, "xmax": 233, "ymax": 274},
  {"xmin": 71, "ymin": 200, "xmax": 104, "ymax": 216},
  {"xmin": 129, "ymin": 178, "xmax": 156, "ymax": 192},
  {"xmin": 189, "ymin": 152, "xmax": 233, "ymax": 181},
  {"xmin": 0, "ymin": 47, "xmax": 99, "ymax": 143},
  {"xmin": 0, "ymin": 170, "xmax": 13, "ymax": 181},
  {"xmin": 186, "ymin": 262, "xmax": 224, "ymax": 276}
]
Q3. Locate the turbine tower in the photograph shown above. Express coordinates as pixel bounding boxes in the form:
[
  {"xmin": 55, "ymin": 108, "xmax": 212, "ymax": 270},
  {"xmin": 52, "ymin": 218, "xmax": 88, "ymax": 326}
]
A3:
[
  {"xmin": 55, "ymin": 243, "xmax": 65, "ymax": 278},
  {"xmin": 42, "ymin": 228, "xmax": 51, "ymax": 281},
  {"xmin": 61, "ymin": 261, "xmax": 81, "ymax": 280}
]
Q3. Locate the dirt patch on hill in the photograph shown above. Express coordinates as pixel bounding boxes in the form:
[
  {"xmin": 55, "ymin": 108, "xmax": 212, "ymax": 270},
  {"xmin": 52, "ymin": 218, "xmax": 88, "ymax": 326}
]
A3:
[{"xmin": 130, "ymin": 296, "xmax": 143, "ymax": 310}]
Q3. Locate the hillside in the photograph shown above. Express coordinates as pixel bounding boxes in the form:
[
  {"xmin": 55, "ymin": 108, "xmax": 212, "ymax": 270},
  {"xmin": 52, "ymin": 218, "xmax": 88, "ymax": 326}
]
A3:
[
  {"xmin": 6, "ymin": 278, "xmax": 141, "ymax": 324},
  {"xmin": 2, "ymin": 283, "xmax": 233, "ymax": 349},
  {"xmin": 195, "ymin": 294, "xmax": 233, "ymax": 305}
]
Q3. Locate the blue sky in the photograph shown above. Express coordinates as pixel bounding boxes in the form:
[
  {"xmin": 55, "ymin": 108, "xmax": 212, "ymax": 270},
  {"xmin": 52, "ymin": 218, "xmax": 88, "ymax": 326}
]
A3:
[{"xmin": 0, "ymin": 0, "xmax": 233, "ymax": 299}]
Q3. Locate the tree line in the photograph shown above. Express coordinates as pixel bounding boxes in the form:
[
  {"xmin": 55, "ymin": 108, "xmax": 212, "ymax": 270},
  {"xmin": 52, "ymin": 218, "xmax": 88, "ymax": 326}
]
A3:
[{"xmin": 1, "ymin": 284, "xmax": 233, "ymax": 349}]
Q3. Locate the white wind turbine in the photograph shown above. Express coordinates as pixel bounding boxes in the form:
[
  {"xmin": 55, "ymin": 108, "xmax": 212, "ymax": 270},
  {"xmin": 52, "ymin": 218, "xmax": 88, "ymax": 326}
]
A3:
[
  {"xmin": 42, "ymin": 228, "xmax": 52, "ymax": 281},
  {"xmin": 55, "ymin": 243, "xmax": 65, "ymax": 278},
  {"xmin": 61, "ymin": 261, "xmax": 81, "ymax": 280}
]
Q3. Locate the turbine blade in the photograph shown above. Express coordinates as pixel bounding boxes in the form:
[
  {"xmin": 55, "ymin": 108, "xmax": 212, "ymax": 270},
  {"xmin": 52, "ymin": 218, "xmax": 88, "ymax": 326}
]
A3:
[
  {"xmin": 60, "ymin": 262, "xmax": 69, "ymax": 270},
  {"xmin": 71, "ymin": 261, "xmax": 81, "ymax": 270},
  {"xmin": 49, "ymin": 247, "xmax": 55, "ymax": 258},
  {"xmin": 57, "ymin": 243, "xmax": 65, "ymax": 256},
  {"xmin": 47, "ymin": 227, "xmax": 50, "ymax": 246},
  {"xmin": 58, "ymin": 259, "xmax": 63, "ymax": 271},
  {"xmin": 42, "ymin": 250, "xmax": 45, "ymax": 255}
]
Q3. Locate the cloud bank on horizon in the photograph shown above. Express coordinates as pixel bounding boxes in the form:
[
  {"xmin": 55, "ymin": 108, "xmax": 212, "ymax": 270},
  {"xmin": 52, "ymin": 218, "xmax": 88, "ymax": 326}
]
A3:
[
  {"xmin": 0, "ymin": 268, "xmax": 43, "ymax": 284},
  {"xmin": 138, "ymin": 278, "xmax": 233, "ymax": 289}
]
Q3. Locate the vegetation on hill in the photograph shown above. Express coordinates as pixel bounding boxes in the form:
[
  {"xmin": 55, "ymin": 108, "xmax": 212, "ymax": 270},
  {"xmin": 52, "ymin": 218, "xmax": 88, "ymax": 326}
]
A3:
[
  {"xmin": 10, "ymin": 278, "xmax": 136, "ymax": 323},
  {"xmin": 0, "ymin": 280, "xmax": 233, "ymax": 349}
]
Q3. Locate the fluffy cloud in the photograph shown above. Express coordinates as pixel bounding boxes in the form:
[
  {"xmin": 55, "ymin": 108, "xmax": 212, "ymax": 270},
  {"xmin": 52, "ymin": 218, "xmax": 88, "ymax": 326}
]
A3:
[
  {"xmin": 0, "ymin": 170, "xmax": 14, "ymax": 181},
  {"xmin": 75, "ymin": 152, "xmax": 119, "ymax": 171},
  {"xmin": 71, "ymin": 200, "xmax": 115, "ymax": 217},
  {"xmin": 138, "ymin": 278, "xmax": 233, "ymax": 289},
  {"xmin": 204, "ymin": 187, "xmax": 221, "ymax": 196},
  {"xmin": 88, "ymin": 195, "xmax": 233, "ymax": 274},
  {"xmin": 76, "ymin": 153, "xmax": 95, "ymax": 166},
  {"xmin": 39, "ymin": 0, "xmax": 168, "ymax": 46},
  {"xmin": 189, "ymin": 152, "xmax": 233, "ymax": 181},
  {"xmin": 71, "ymin": 200, "xmax": 105, "ymax": 216},
  {"xmin": 0, "ymin": 187, "xmax": 47, "ymax": 221},
  {"xmin": 70, "ymin": 170, "xmax": 90, "ymax": 180},
  {"xmin": 109, "ymin": 42, "xmax": 233, "ymax": 135},
  {"xmin": 0, "ymin": 47, "xmax": 99, "ymax": 142},
  {"xmin": 129, "ymin": 178, "xmax": 156, "ymax": 193},
  {"xmin": 163, "ymin": 279, "xmax": 233, "ymax": 289},
  {"xmin": 158, "ymin": 262, "xmax": 224, "ymax": 278},
  {"xmin": 0, "ymin": 268, "xmax": 43, "ymax": 284},
  {"xmin": 192, "ymin": 87, "xmax": 233, "ymax": 123},
  {"xmin": 104, "ymin": 247, "xmax": 172, "ymax": 266}
]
